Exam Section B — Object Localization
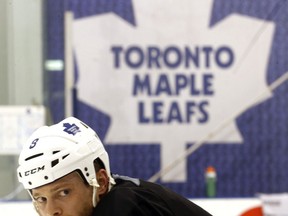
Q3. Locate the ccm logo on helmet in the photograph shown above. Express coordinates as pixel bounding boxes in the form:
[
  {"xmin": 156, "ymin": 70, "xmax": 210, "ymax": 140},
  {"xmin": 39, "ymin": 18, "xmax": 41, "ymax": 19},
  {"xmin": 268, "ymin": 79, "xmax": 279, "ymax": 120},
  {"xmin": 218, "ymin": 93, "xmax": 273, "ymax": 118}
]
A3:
[{"xmin": 24, "ymin": 165, "xmax": 45, "ymax": 176}]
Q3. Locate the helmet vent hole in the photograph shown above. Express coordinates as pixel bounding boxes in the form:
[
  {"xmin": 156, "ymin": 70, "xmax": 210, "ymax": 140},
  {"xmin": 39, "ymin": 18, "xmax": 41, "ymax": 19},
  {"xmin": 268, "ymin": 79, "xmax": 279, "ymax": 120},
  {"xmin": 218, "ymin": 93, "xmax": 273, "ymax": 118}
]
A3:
[
  {"xmin": 51, "ymin": 159, "xmax": 59, "ymax": 167},
  {"xmin": 84, "ymin": 167, "xmax": 88, "ymax": 171},
  {"xmin": 25, "ymin": 153, "xmax": 43, "ymax": 161},
  {"xmin": 44, "ymin": 176, "xmax": 48, "ymax": 180},
  {"xmin": 62, "ymin": 154, "xmax": 69, "ymax": 159},
  {"xmin": 53, "ymin": 150, "xmax": 60, "ymax": 154},
  {"xmin": 28, "ymin": 181, "xmax": 32, "ymax": 185},
  {"xmin": 86, "ymin": 173, "xmax": 89, "ymax": 177},
  {"xmin": 19, "ymin": 172, "xmax": 22, "ymax": 178}
]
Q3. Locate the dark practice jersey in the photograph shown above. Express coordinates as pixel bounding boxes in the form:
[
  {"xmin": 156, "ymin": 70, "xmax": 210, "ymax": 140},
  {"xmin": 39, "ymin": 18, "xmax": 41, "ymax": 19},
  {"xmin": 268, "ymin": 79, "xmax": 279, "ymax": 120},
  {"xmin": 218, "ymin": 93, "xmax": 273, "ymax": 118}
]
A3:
[{"xmin": 93, "ymin": 175, "xmax": 212, "ymax": 216}]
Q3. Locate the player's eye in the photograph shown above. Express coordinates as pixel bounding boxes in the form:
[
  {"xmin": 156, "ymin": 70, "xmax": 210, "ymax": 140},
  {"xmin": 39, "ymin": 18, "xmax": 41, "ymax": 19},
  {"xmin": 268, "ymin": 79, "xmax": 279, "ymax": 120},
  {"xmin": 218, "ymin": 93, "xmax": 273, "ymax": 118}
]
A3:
[
  {"xmin": 59, "ymin": 189, "xmax": 70, "ymax": 197},
  {"xmin": 34, "ymin": 196, "xmax": 47, "ymax": 203}
]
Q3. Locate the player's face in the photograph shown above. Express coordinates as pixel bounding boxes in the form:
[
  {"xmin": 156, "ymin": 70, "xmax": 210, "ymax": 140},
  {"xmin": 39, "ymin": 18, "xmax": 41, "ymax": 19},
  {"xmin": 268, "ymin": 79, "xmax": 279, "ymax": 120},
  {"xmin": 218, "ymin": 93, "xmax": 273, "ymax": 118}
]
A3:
[{"xmin": 31, "ymin": 172, "xmax": 94, "ymax": 216}]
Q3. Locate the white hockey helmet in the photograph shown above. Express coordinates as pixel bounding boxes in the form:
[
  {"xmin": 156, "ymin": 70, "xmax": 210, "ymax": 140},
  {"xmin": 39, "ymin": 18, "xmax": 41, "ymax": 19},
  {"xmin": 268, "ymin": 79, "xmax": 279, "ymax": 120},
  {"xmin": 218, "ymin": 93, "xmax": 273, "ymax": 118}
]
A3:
[{"xmin": 17, "ymin": 117, "xmax": 115, "ymax": 190}]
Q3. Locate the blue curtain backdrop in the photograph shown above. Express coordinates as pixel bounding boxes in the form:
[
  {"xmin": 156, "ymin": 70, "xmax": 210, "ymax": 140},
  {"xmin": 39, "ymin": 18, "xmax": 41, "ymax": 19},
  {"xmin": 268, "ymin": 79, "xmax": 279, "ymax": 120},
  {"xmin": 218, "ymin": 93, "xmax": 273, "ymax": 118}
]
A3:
[{"xmin": 45, "ymin": 0, "xmax": 288, "ymax": 198}]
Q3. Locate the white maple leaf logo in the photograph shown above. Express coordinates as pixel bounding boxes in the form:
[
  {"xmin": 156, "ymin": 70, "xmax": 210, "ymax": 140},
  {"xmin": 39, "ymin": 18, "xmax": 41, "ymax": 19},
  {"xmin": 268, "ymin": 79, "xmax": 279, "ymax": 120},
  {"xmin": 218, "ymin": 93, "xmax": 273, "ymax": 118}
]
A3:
[{"xmin": 73, "ymin": 0, "xmax": 275, "ymax": 182}]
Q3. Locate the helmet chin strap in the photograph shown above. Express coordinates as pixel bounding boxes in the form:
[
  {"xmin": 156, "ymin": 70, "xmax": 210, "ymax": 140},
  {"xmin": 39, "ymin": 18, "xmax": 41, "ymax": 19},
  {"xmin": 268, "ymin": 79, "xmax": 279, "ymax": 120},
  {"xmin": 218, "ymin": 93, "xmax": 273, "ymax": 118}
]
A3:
[
  {"xmin": 90, "ymin": 178, "xmax": 99, "ymax": 207},
  {"xmin": 90, "ymin": 177, "xmax": 115, "ymax": 207},
  {"xmin": 92, "ymin": 186, "xmax": 97, "ymax": 207}
]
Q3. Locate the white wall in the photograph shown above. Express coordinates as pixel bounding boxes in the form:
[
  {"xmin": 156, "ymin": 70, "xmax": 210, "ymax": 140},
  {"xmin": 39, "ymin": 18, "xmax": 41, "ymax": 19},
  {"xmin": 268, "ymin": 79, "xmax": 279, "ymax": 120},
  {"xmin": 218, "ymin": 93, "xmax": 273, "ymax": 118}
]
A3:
[
  {"xmin": 0, "ymin": 0, "xmax": 43, "ymax": 105},
  {"xmin": 0, "ymin": 202, "xmax": 38, "ymax": 216},
  {"xmin": 0, "ymin": 0, "xmax": 43, "ymax": 200},
  {"xmin": 0, "ymin": 198, "xmax": 262, "ymax": 216}
]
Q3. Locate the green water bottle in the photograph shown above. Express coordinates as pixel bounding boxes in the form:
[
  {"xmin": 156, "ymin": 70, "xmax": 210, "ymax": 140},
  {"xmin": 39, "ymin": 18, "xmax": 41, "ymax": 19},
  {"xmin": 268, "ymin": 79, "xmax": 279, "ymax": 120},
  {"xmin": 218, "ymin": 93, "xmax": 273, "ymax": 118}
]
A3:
[{"xmin": 205, "ymin": 166, "xmax": 216, "ymax": 198}]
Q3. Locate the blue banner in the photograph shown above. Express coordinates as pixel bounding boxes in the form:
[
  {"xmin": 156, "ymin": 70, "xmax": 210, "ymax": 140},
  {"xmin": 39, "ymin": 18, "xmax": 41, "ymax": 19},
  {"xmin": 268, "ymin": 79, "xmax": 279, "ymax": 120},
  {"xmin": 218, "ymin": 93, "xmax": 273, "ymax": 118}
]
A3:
[{"xmin": 46, "ymin": 0, "xmax": 288, "ymax": 198}]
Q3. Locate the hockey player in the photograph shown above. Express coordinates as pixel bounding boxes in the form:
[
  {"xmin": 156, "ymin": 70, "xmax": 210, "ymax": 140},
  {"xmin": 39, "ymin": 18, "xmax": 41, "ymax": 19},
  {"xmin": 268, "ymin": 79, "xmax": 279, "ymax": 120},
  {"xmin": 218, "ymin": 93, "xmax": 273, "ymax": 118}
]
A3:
[{"xmin": 17, "ymin": 117, "xmax": 212, "ymax": 216}]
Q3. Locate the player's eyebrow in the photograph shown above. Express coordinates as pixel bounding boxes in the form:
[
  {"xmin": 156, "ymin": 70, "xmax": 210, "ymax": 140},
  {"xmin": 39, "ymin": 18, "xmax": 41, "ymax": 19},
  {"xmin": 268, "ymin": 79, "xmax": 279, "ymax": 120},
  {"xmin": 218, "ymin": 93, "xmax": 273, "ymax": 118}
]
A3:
[{"xmin": 32, "ymin": 172, "xmax": 80, "ymax": 196}]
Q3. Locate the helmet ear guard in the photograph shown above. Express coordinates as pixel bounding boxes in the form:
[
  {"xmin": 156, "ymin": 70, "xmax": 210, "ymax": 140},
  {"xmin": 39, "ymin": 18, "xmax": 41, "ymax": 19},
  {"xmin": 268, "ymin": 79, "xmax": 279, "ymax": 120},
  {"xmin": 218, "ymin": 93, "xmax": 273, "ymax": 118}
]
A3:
[{"xmin": 17, "ymin": 117, "xmax": 115, "ymax": 190}]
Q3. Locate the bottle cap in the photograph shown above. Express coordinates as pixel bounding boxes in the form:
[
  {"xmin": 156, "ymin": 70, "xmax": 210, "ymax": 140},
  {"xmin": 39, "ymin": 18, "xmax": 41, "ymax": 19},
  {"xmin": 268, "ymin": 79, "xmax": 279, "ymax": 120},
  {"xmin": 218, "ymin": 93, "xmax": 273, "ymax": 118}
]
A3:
[
  {"xmin": 206, "ymin": 166, "xmax": 216, "ymax": 178},
  {"xmin": 206, "ymin": 166, "xmax": 216, "ymax": 173}
]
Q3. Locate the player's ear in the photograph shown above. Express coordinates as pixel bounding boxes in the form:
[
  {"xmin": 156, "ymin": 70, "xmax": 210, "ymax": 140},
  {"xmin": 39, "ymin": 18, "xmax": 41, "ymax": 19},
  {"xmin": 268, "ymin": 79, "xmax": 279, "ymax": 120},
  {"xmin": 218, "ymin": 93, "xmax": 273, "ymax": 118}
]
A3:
[{"xmin": 96, "ymin": 169, "xmax": 109, "ymax": 195}]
